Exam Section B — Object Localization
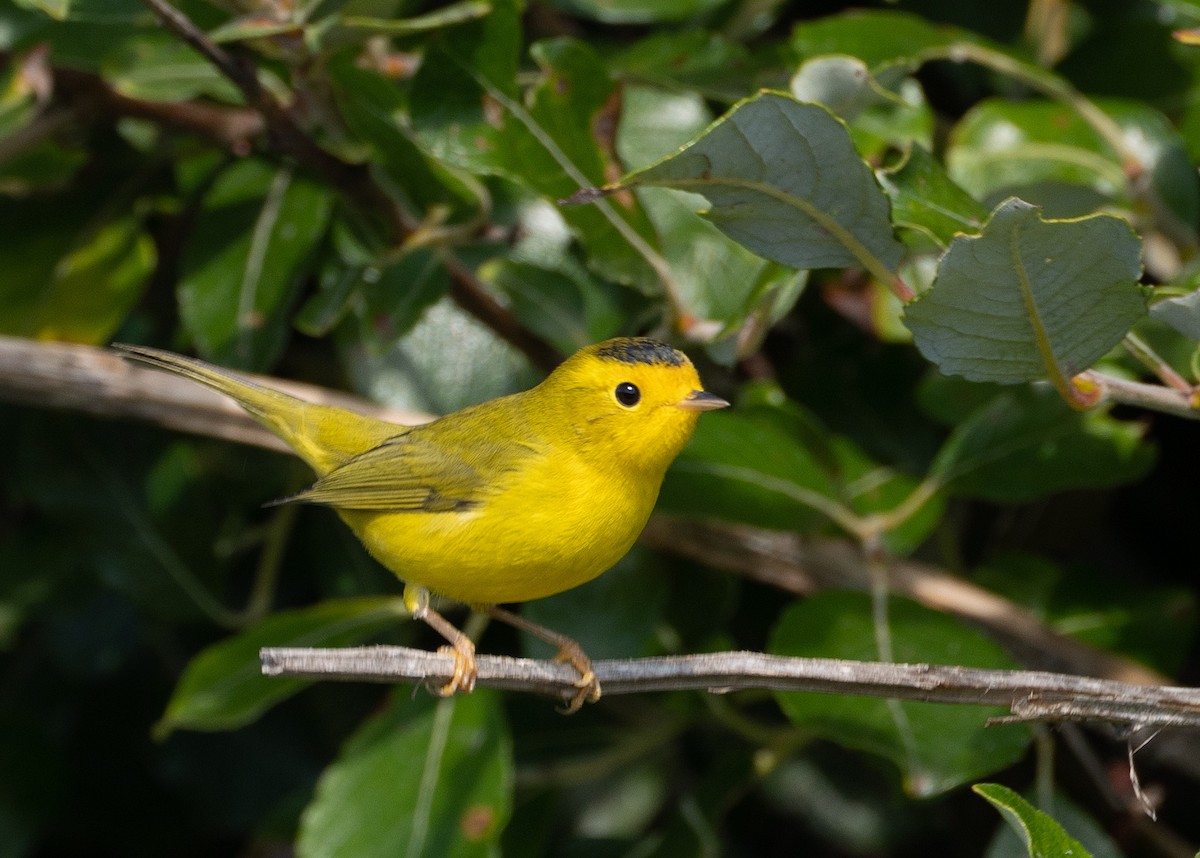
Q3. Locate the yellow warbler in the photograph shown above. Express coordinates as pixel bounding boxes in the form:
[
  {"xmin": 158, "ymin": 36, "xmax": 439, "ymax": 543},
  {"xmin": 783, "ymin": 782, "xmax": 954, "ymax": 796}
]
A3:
[{"xmin": 116, "ymin": 337, "xmax": 727, "ymax": 709}]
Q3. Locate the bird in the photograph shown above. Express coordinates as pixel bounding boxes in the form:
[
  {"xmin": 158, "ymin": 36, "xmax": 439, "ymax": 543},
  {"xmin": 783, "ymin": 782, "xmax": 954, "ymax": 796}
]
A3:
[{"xmin": 116, "ymin": 337, "xmax": 728, "ymax": 710}]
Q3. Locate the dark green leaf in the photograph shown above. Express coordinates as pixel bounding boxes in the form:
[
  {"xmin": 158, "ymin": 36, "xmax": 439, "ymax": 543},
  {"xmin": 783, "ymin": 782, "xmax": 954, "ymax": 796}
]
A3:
[
  {"xmin": 0, "ymin": 192, "xmax": 154, "ymax": 343},
  {"xmin": 554, "ymin": 0, "xmax": 726, "ymax": 25},
  {"xmin": 661, "ymin": 409, "xmax": 841, "ymax": 532},
  {"xmin": 613, "ymin": 91, "xmax": 906, "ymax": 276},
  {"xmin": 879, "ymin": 144, "xmax": 989, "ymax": 248},
  {"xmin": 296, "ymin": 691, "xmax": 512, "ymax": 858},
  {"xmin": 102, "ymin": 31, "xmax": 239, "ymax": 102},
  {"xmin": 157, "ymin": 597, "xmax": 405, "ymax": 736},
  {"xmin": 925, "ymin": 381, "xmax": 1155, "ymax": 502},
  {"xmin": 610, "ymin": 30, "xmax": 765, "ymax": 101},
  {"xmin": 771, "ymin": 593, "xmax": 1030, "ymax": 796},
  {"xmin": 791, "ymin": 9, "xmax": 967, "ymax": 71},
  {"xmin": 178, "ymin": 159, "xmax": 333, "ymax": 369},
  {"xmin": 521, "ymin": 546, "xmax": 667, "ymax": 661},
  {"xmin": 905, "ymin": 198, "xmax": 1145, "ymax": 384},
  {"xmin": 413, "ymin": 24, "xmax": 662, "ymax": 290}
]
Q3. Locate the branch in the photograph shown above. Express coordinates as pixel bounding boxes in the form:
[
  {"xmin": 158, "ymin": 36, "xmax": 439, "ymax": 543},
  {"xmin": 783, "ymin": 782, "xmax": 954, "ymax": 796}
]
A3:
[
  {"xmin": 0, "ymin": 335, "xmax": 1169, "ymax": 688},
  {"xmin": 1084, "ymin": 369, "xmax": 1199, "ymax": 421},
  {"xmin": 0, "ymin": 335, "xmax": 430, "ymax": 453},
  {"xmin": 641, "ymin": 516, "xmax": 1167, "ymax": 686},
  {"xmin": 259, "ymin": 645, "xmax": 1200, "ymax": 729}
]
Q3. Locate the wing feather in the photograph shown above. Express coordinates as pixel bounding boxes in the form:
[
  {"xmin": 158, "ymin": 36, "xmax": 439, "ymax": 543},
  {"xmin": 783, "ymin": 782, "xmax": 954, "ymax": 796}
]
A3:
[{"xmin": 280, "ymin": 423, "xmax": 532, "ymax": 512}]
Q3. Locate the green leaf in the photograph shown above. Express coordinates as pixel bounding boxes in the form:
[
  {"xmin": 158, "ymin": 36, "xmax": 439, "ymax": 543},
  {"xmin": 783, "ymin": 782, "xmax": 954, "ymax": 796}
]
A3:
[
  {"xmin": 412, "ymin": 25, "xmax": 661, "ymax": 290},
  {"xmin": 615, "ymin": 84, "xmax": 811, "ymax": 336},
  {"xmin": 1150, "ymin": 288, "xmax": 1200, "ymax": 340},
  {"xmin": 339, "ymin": 0, "xmax": 492, "ymax": 34},
  {"xmin": 949, "ymin": 99, "xmax": 1199, "ymax": 229},
  {"xmin": 878, "ymin": 144, "xmax": 989, "ymax": 248},
  {"xmin": 974, "ymin": 784, "xmax": 1093, "ymax": 858},
  {"xmin": 102, "ymin": 31, "xmax": 240, "ymax": 102},
  {"xmin": 792, "ymin": 9, "xmax": 968, "ymax": 72},
  {"xmin": 554, "ymin": 0, "xmax": 726, "ymax": 25},
  {"xmin": 0, "ymin": 192, "xmax": 155, "ymax": 343},
  {"xmin": 296, "ymin": 691, "xmax": 512, "ymax": 858},
  {"xmin": 770, "ymin": 592, "xmax": 1031, "ymax": 797},
  {"xmin": 924, "ymin": 379, "xmax": 1155, "ymax": 502},
  {"xmin": 480, "ymin": 258, "xmax": 603, "ymax": 354},
  {"xmin": 347, "ymin": 297, "xmax": 537, "ymax": 415},
  {"xmin": 352, "ymin": 246, "xmax": 451, "ymax": 352},
  {"xmin": 660, "ymin": 409, "xmax": 842, "ymax": 532},
  {"xmin": 178, "ymin": 159, "xmax": 332, "ymax": 369},
  {"xmin": 610, "ymin": 30, "xmax": 764, "ymax": 102},
  {"xmin": 521, "ymin": 545, "xmax": 667, "ymax": 661},
  {"xmin": 157, "ymin": 597, "xmax": 404, "ymax": 737},
  {"xmin": 610, "ymin": 91, "xmax": 906, "ymax": 277},
  {"xmin": 976, "ymin": 553, "xmax": 1196, "ymax": 678},
  {"xmin": 904, "ymin": 198, "xmax": 1145, "ymax": 385}
]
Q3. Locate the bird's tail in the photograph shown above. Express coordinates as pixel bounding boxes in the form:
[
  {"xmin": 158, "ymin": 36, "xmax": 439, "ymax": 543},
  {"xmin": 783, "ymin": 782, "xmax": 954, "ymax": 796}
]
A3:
[{"xmin": 115, "ymin": 344, "xmax": 399, "ymax": 475}]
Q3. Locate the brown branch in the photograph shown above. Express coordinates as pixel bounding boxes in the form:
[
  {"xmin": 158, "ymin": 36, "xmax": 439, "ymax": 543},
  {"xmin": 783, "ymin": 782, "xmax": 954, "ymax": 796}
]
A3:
[
  {"xmin": 640, "ymin": 517, "xmax": 1167, "ymax": 687},
  {"xmin": 0, "ymin": 335, "xmax": 430, "ymax": 452},
  {"xmin": 33, "ymin": 65, "xmax": 262, "ymax": 154},
  {"xmin": 258, "ymin": 645, "xmax": 1200, "ymax": 729}
]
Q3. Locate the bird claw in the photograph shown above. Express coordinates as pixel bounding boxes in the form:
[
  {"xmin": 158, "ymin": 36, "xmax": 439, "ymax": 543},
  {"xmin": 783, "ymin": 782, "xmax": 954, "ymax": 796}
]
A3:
[
  {"xmin": 431, "ymin": 641, "xmax": 477, "ymax": 697},
  {"xmin": 554, "ymin": 642, "xmax": 601, "ymax": 714}
]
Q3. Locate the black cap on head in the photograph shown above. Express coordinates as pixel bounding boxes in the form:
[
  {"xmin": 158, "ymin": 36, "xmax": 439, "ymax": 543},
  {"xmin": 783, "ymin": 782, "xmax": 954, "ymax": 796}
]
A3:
[{"xmin": 595, "ymin": 338, "xmax": 687, "ymax": 367}]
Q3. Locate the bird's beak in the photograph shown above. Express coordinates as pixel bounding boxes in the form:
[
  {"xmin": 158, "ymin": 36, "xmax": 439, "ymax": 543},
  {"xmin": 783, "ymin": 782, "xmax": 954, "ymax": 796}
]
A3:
[{"xmin": 676, "ymin": 390, "xmax": 730, "ymax": 412}]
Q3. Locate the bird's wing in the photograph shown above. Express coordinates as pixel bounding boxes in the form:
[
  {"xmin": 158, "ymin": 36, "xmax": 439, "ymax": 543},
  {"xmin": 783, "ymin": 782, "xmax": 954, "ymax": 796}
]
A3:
[{"xmin": 280, "ymin": 425, "xmax": 531, "ymax": 512}]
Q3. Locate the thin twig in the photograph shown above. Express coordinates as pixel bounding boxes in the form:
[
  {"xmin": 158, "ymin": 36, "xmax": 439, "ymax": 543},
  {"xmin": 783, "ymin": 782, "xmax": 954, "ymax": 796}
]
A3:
[{"xmin": 258, "ymin": 645, "xmax": 1200, "ymax": 729}]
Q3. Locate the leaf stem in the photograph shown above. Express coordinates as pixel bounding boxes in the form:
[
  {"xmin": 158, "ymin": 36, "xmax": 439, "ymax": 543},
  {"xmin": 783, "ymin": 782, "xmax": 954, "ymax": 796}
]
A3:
[
  {"xmin": 929, "ymin": 43, "xmax": 1136, "ymax": 172},
  {"xmin": 1121, "ymin": 332, "xmax": 1195, "ymax": 394}
]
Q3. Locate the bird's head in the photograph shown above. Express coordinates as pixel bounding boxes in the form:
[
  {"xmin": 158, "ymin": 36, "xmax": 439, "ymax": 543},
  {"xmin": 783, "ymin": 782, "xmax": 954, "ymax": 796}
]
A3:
[{"xmin": 540, "ymin": 337, "xmax": 728, "ymax": 476}]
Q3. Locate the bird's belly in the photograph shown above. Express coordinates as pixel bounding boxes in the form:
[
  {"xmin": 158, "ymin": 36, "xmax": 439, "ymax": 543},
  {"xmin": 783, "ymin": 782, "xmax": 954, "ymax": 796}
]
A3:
[{"xmin": 339, "ymin": 473, "xmax": 657, "ymax": 605}]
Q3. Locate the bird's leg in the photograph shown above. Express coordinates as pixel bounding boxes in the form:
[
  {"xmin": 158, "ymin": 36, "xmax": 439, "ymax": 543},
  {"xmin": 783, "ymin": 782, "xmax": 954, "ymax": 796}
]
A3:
[
  {"xmin": 483, "ymin": 604, "xmax": 601, "ymax": 713},
  {"xmin": 404, "ymin": 584, "xmax": 477, "ymax": 696}
]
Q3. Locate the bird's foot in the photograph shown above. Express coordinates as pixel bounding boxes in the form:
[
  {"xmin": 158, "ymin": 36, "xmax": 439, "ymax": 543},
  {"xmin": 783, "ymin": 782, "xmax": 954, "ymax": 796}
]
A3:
[
  {"xmin": 433, "ymin": 638, "xmax": 477, "ymax": 697},
  {"xmin": 553, "ymin": 641, "xmax": 601, "ymax": 714}
]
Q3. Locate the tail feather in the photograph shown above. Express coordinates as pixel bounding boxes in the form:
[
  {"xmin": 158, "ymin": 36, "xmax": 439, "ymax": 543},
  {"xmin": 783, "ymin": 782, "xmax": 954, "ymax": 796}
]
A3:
[{"xmin": 115, "ymin": 344, "xmax": 400, "ymax": 474}]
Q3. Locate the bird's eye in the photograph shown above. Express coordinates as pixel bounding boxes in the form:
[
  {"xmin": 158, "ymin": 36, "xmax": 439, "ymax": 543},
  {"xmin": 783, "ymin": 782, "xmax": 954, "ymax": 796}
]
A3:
[{"xmin": 614, "ymin": 382, "xmax": 641, "ymax": 407}]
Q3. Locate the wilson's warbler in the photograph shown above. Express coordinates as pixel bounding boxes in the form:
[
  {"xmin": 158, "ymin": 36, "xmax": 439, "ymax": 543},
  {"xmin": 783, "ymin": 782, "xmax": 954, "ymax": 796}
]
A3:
[{"xmin": 116, "ymin": 337, "xmax": 727, "ymax": 710}]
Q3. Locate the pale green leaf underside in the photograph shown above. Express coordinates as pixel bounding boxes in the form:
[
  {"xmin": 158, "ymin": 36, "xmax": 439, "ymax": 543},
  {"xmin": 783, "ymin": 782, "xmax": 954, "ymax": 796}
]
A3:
[
  {"xmin": 904, "ymin": 198, "xmax": 1144, "ymax": 383},
  {"xmin": 1150, "ymin": 288, "xmax": 1200, "ymax": 340},
  {"xmin": 974, "ymin": 784, "xmax": 1094, "ymax": 858},
  {"xmin": 617, "ymin": 91, "xmax": 906, "ymax": 274}
]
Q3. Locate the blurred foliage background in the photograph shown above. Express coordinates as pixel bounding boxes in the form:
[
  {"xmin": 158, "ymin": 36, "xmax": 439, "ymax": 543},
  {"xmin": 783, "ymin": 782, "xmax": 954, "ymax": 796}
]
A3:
[{"xmin": 3, "ymin": 0, "xmax": 1200, "ymax": 855}]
